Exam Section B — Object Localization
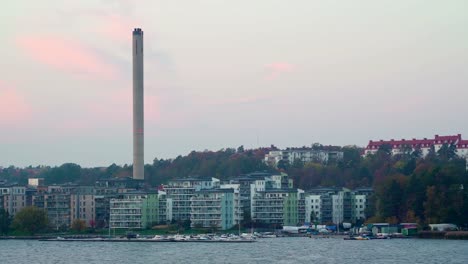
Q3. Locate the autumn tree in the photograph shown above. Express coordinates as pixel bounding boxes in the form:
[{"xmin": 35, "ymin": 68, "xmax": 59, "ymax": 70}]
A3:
[
  {"xmin": 71, "ymin": 219, "xmax": 87, "ymax": 232},
  {"xmin": 12, "ymin": 207, "xmax": 48, "ymax": 235}
]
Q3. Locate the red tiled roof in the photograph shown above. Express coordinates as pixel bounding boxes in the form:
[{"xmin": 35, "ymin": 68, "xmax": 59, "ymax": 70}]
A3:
[
  {"xmin": 434, "ymin": 134, "xmax": 461, "ymax": 143},
  {"xmin": 457, "ymin": 140, "xmax": 468, "ymax": 149},
  {"xmin": 366, "ymin": 134, "xmax": 463, "ymax": 150}
]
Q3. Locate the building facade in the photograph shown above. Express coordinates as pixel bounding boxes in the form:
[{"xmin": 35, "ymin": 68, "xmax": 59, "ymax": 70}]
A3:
[
  {"xmin": 165, "ymin": 177, "xmax": 220, "ymax": 221},
  {"xmin": 190, "ymin": 187, "xmax": 241, "ymax": 230},
  {"xmin": 265, "ymin": 148, "xmax": 344, "ymax": 167},
  {"xmin": 70, "ymin": 186, "xmax": 95, "ymax": 227},
  {"xmin": 109, "ymin": 192, "xmax": 159, "ymax": 229},
  {"xmin": 364, "ymin": 134, "xmax": 468, "ymax": 170},
  {"xmin": 306, "ymin": 187, "xmax": 373, "ymax": 225},
  {"xmin": 1, "ymin": 186, "xmax": 27, "ymax": 216},
  {"xmin": 251, "ymin": 188, "xmax": 302, "ymax": 226}
]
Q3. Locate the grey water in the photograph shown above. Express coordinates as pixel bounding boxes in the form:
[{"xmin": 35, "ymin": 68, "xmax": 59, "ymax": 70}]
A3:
[{"xmin": 0, "ymin": 238, "xmax": 467, "ymax": 264}]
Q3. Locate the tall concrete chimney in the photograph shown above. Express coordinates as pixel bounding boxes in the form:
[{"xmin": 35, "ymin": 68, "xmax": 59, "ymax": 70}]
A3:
[{"xmin": 132, "ymin": 28, "xmax": 144, "ymax": 180}]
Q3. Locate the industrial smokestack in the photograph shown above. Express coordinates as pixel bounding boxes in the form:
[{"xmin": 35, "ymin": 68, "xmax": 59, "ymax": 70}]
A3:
[{"xmin": 132, "ymin": 28, "xmax": 144, "ymax": 180}]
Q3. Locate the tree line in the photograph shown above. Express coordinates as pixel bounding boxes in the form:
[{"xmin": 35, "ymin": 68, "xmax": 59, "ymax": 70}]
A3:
[{"xmin": 1, "ymin": 143, "xmax": 467, "ymax": 227}]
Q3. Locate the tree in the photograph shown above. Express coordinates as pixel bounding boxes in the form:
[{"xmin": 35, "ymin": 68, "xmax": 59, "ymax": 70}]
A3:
[
  {"xmin": 378, "ymin": 144, "xmax": 392, "ymax": 155},
  {"xmin": 437, "ymin": 143, "xmax": 457, "ymax": 161},
  {"xmin": 12, "ymin": 207, "xmax": 48, "ymax": 235},
  {"xmin": 277, "ymin": 160, "xmax": 290, "ymax": 171},
  {"xmin": 0, "ymin": 209, "xmax": 11, "ymax": 235},
  {"xmin": 71, "ymin": 219, "xmax": 87, "ymax": 233},
  {"xmin": 237, "ymin": 145, "xmax": 245, "ymax": 153}
]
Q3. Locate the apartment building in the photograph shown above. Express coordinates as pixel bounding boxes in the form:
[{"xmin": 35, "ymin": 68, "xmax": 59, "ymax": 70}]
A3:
[
  {"xmin": 109, "ymin": 191, "xmax": 159, "ymax": 229},
  {"xmin": 165, "ymin": 177, "xmax": 220, "ymax": 221},
  {"xmin": 190, "ymin": 185, "xmax": 241, "ymax": 230},
  {"xmin": 251, "ymin": 188, "xmax": 303, "ymax": 226},
  {"xmin": 306, "ymin": 187, "xmax": 373, "ymax": 225},
  {"xmin": 1, "ymin": 185, "xmax": 27, "ymax": 216},
  {"xmin": 365, "ymin": 134, "xmax": 468, "ymax": 170},
  {"xmin": 70, "ymin": 186, "xmax": 95, "ymax": 227},
  {"xmin": 265, "ymin": 147, "xmax": 344, "ymax": 167},
  {"xmin": 34, "ymin": 189, "xmax": 72, "ymax": 230}
]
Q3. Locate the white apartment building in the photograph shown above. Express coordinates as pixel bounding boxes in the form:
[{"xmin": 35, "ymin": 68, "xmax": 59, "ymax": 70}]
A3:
[
  {"xmin": 305, "ymin": 195, "xmax": 322, "ymax": 223},
  {"xmin": 365, "ymin": 134, "xmax": 468, "ymax": 170},
  {"xmin": 109, "ymin": 192, "xmax": 161, "ymax": 229},
  {"xmin": 165, "ymin": 177, "xmax": 220, "ymax": 221},
  {"xmin": 354, "ymin": 194, "xmax": 367, "ymax": 220},
  {"xmin": 306, "ymin": 188, "xmax": 372, "ymax": 225},
  {"xmin": 190, "ymin": 185, "xmax": 242, "ymax": 230},
  {"xmin": 265, "ymin": 148, "xmax": 344, "ymax": 167}
]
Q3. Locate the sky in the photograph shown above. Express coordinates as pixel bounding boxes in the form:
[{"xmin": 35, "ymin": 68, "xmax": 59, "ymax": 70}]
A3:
[{"xmin": 1, "ymin": 0, "xmax": 467, "ymax": 167}]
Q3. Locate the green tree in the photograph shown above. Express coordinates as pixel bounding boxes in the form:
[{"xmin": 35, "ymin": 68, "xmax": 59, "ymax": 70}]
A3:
[
  {"xmin": 0, "ymin": 209, "xmax": 12, "ymax": 235},
  {"xmin": 277, "ymin": 160, "xmax": 290, "ymax": 171},
  {"xmin": 12, "ymin": 207, "xmax": 48, "ymax": 235},
  {"xmin": 437, "ymin": 143, "xmax": 457, "ymax": 161}
]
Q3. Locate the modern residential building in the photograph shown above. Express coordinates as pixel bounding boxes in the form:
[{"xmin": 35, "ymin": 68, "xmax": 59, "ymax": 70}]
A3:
[
  {"xmin": 109, "ymin": 191, "xmax": 159, "ymax": 229},
  {"xmin": 332, "ymin": 190, "xmax": 354, "ymax": 225},
  {"xmin": 190, "ymin": 185, "xmax": 241, "ymax": 230},
  {"xmin": 70, "ymin": 186, "xmax": 96, "ymax": 227},
  {"xmin": 251, "ymin": 188, "xmax": 303, "ymax": 226},
  {"xmin": 227, "ymin": 172, "xmax": 292, "ymax": 217},
  {"xmin": 1, "ymin": 185, "xmax": 27, "ymax": 216},
  {"xmin": 265, "ymin": 147, "xmax": 344, "ymax": 167},
  {"xmin": 165, "ymin": 177, "xmax": 220, "ymax": 221},
  {"xmin": 35, "ymin": 187, "xmax": 72, "ymax": 230},
  {"xmin": 306, "ymin": 187, "xmax": 373, "ymax": 225}
]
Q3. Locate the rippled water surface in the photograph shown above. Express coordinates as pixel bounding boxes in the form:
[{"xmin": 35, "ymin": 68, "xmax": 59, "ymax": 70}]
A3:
[{"xmin": 0, "ymin": 238, "xmax": 467, "ymax": 264}]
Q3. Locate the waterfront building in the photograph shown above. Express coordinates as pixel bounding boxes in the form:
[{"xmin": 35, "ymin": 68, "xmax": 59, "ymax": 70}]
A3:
[
  {"xmin": 109, "ymin": 191, "xmax": 159, "ymax": 229},
  {"xmin": 190, "ymin": 185, "xmax": 241, "ymax": 230},
  {"xmin": 251, "ymin": 188, "xmax": 303, "ymax": 226},
  {"xmin": 165, "ymin": 177, "xmax": 220, "ymax": 221},
  {"xmin": 228, "ymin": 172, "xmax": 291, "ymax": 217},
  {"xmin": 156, "ymin": 190, "xmax": 172, "ymax": 223},
  {"xmin": 70, "ymin": 186, "xmax": 96, "ymax": 227},
  {"xmin": 331, "ymin": 189, "xmax": 354, "ymax": 225},
  {"xmin": 34, "ymin": 187, "xmax": 72, "ymax": 230},
  {"xmin": 305, "ymin": 194, "xmax": 322, "ymax": 224},
  {"xmin": 306, "ymin": 187, "xmax": 373, "ymax": 225},
  {"xmin": 0, "ymin": 185, "xmax": 27, "ymax": 216},
  {"xmin": 265, "ymin": 147, "xmax": 344, "ymax": 167}
]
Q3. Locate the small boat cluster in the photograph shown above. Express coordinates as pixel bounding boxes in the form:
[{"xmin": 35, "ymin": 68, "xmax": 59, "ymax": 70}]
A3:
[
  {"xmin": 149, "ymin": 233, "xmax": 257, "ymax": 242},
  {"xmin": 343, "ymin": 233, "xmax": 410, "ymax": 240},
  {"xmin": 44, "ymin": 233, "xmax": 265, "ymax": 243}
]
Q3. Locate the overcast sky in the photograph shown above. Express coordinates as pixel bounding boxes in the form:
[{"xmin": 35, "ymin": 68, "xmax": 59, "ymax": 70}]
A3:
[{"xmin": 1, "ymin": 0, "xmax": 467, "ymax": 167}]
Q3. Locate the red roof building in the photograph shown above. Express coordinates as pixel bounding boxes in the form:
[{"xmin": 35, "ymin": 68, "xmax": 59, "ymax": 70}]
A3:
[{"xmin": 364, "ymin": 134, "xmax": 468, "ymax": 163}]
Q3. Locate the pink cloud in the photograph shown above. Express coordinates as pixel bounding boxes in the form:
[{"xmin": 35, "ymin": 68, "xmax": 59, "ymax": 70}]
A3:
[
  {"xmin": 265, "ymin": 62, "xmax": 296, "ymax": 80},
  {"xmin": 0, "ymin": 81, "xmax": 32, "ymax": 126},
  {"xmin": 16, "ymin": 35, "xmax": 117, "ymax": 79}
]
